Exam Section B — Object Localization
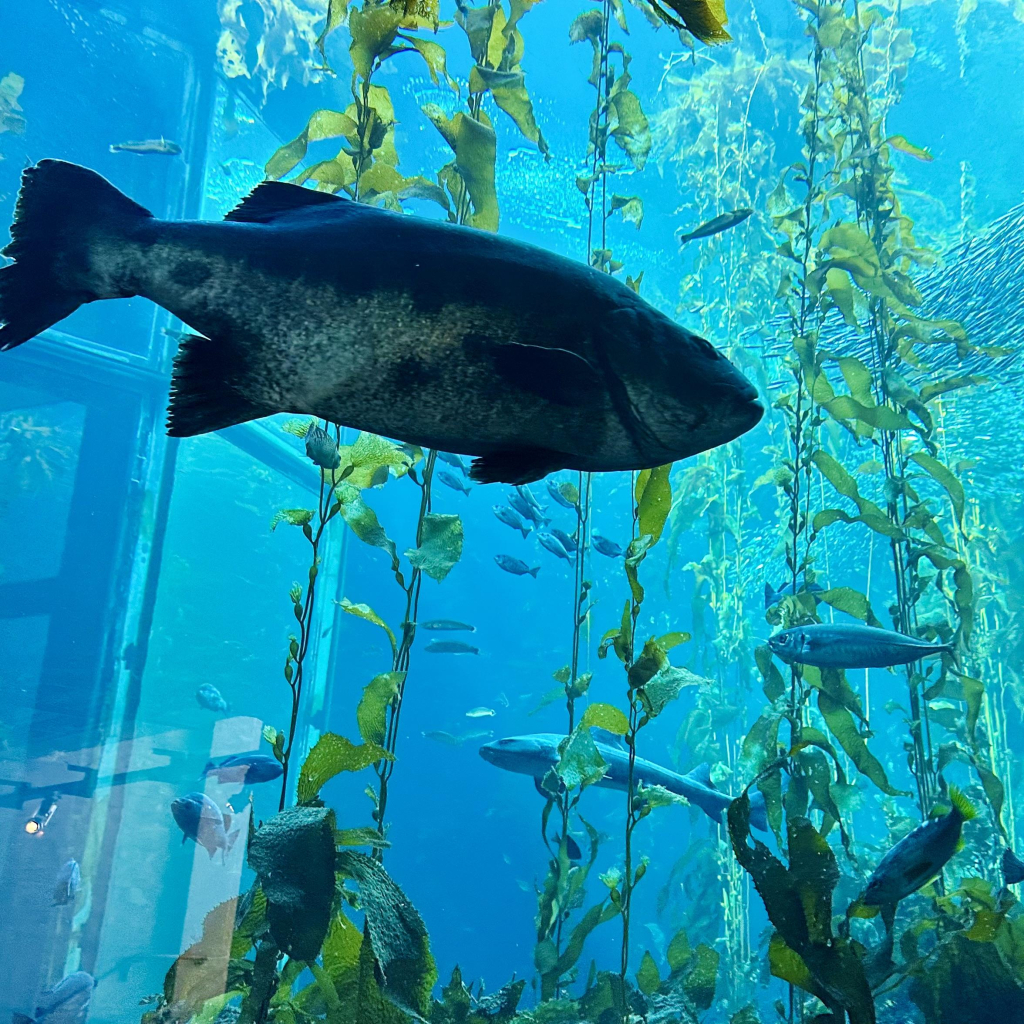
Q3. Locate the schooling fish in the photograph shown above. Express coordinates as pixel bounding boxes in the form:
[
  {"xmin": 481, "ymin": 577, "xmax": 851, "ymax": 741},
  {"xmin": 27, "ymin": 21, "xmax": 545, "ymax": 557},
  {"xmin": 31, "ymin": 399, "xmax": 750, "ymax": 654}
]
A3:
[
  {"xmin": 863, "ymin": 787, "xmax": 975, "ymax": 906},
  {"xmin": 493, "ymin": 503, "xmax": 531, "ymax": 539},
  {"xmin": 592, "ymin": 534, "xmax": 624, "ymax": 558},
  {"xmin": 171, "ymin": 792, "xmax": 239, "ymax": 860},
  {"xmin": 435, "ymin": 450, "xmax": 469, "ymax": 473},
  {"xmin": 52, "ymin": 858, "xmax": 81, "ymax": 906},
  {"xmin": 550, "ymin": 527, "xmax": 577, "ymax": 553},
  {"xmin": 419, "ymin": 619, "xmax": 476, "ymax": 632},
  {"xmin": 508, "ymin": 491, "xmax": 549, "ymax": 526},
  {"xmin": 764, "ymin": 579, "xmax": 825, "ymax": 609},
  {"xmin": 480, "ymin": 733, "xmax": 769, "ymax": 832},
  {"xmin": 0, "ymin": 163, "xmax": 762, "ymax": 484},
  {"xmin": 202, "ymin": 753, "xmax": 283, "ymax": 784},
  {"xmin": 195, "ymin": 683, "xmax": 229, "ymax": 713},
  {"xmin": 495, "ymin": 554, "xmax": 540, "ymax": 578},
  {"xmin": 438, "ymin": 469, "xmax": 472, "ymax": 496},
  {"xmin": 109, "ymin": 138, "xmax": 181, "ymax": 156},
  {"xmin": 546, "ymin": 480, "xmax": 578, "ymax": 509},
  {"xmin": 1003, "ymin": 847, "xmax": 1024, "ymax": 885},
  {"xmin": 304, "ymin": 424, "xmax": 340, "ymax": 470},
  {"xmin": 466, "ymin": 707, "xmax": 496, "ymax": 718},
  {"xmin": 515, "ymin": 484, "xmax": 546, "ymax": 514},
  {"xmin": 425, "ymin": 639, "xmax": 479, "ymax": 654},
  {"xmin": 678, "ymin": 208, "xmax": 753, "ymax": 245},
  {"xmin": 537, "ymin": 531, "xmax": 574, "ymax": 563},
  {"xmin": 12, "ymin": 971, "xmax": 95, "ymax": 1024},
  {"xmin": 767, "ymin": 623, "xmax": 954, "ymax": 669}
]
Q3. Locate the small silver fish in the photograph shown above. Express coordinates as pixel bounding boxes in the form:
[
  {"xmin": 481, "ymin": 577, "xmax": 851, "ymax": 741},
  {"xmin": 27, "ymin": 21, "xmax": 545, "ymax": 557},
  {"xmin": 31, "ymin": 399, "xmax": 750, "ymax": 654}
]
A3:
[
  {"xmin": 52, "ymin": 858, "xmax": 81, "ymax": 906},
  {"xmin": 304, "ymin": 424, "xmax": 340, "ymax": 469},
  {"xmin": 493, "ymin": 504, "xmax": 531, "ymax": 538},
  {"xmin": 678, "ymin": 208, "xmax": 753, "ymax": 245},
  {"xmin": 466, "ymin": 707, "xmax": 496, "ymax": 718},
  {"xmin": 425, "ymin": 639, "xmax": 479, "ymax": 654},
  {"xmin": 109, "ymin": 137, "xmax": 181, "ymax": 156},
  {"xmin": 438, "ymin": 469, "xmax": 472, "ymax": 496},
  {"xmin": 419, "ymin": 619, "xmax": 476, "ymax": 632},
  {"xmin": 537, "ymin": 531, "xmax": 574, "ymax": 562},
  {"xmin": 768, "ymin": 623, "xmax": 954, "ymax": 669}
]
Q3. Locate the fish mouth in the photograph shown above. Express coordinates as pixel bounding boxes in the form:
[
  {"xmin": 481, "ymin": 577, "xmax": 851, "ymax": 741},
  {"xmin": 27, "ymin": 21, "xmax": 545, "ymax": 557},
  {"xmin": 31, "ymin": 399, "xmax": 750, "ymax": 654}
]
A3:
[{"xmin": 478, "ymin": 742, "xmax": 500, "ymax": 765}]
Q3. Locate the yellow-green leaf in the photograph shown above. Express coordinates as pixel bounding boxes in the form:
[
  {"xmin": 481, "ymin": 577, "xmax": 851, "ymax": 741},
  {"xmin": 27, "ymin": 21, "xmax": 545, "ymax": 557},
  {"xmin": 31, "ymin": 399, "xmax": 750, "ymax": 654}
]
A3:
[
  {"xmin": 298, "ymin": 733, "xmax": 393, "ymax": 804},
  {"xmin": 580, "ymin": 702, "xmax": 630, "ymax": 735},
  {"xmin": 356, "ymin": 672, "xmax": 404, "ymax": 746},
  {"xmin": 335, "ymin": 598, "xmax": 397, "ymax": 658}
]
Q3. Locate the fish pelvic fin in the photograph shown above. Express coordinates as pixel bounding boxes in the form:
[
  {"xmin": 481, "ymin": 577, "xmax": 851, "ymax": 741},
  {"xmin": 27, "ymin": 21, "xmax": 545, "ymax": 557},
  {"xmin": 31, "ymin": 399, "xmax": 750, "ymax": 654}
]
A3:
[
  {"xmin": 469, "ymin": 448, "xmax": 567, "ymax": 486},
  {"xmin": 0, "ymin": 160, "xmax": 152, "ymax": 351},
  {"xmin": 166, "ymin": 333, "xmax": 268, "ymax": 436}
]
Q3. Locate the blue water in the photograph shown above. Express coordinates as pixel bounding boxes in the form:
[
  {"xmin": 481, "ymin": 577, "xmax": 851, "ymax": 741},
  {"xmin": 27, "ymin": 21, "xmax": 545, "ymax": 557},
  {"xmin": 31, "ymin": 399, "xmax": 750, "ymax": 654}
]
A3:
[{"xmin": 2, "ymin": 1, "xmax": 1024, "ymax": 1021}]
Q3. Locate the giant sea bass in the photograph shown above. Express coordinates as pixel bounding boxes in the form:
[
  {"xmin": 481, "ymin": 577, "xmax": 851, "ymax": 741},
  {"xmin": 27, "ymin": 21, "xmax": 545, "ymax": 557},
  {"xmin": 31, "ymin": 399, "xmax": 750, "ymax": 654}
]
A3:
[{"xmin": 0, "ymin": 161, "xmax": 764, "ymax": 484}]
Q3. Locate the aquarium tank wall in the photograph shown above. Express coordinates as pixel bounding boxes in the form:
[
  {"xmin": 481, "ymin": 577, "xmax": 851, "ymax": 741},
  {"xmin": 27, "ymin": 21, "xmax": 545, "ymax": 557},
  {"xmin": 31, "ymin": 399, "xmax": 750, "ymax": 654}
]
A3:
[{"xmin": 1, "ymin": 0, "xmax": 1024, "ymax": 1022}]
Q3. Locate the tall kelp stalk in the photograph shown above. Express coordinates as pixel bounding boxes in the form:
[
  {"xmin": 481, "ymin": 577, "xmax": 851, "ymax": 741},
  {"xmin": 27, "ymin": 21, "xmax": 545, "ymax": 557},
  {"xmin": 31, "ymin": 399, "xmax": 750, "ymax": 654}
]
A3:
[{"xmin": 654, "ymin": 21, "xmax": 805, "ymax": 1003}]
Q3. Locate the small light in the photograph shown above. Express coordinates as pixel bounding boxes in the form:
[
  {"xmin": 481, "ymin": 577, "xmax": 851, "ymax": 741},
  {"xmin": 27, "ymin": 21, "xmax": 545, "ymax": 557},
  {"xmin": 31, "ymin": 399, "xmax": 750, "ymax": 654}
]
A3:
[
  {"xmin": 24, "ymin": 819, "xmax": 40, "ymax": 835},
  {"xmin": 24, "ymin": 792, "xmax": 60, "ymax": 837}
]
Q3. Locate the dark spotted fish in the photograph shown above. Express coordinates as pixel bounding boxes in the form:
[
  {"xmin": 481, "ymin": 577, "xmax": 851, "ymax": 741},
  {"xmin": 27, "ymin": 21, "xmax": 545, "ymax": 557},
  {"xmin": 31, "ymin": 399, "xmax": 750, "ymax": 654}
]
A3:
[
  {"xmin": 305, "ymin": 424, "xmax": 340, "ymax": 469},
  {"xmin": 0, "ymin": 162, "xmax": 763, "ymax": 485}
]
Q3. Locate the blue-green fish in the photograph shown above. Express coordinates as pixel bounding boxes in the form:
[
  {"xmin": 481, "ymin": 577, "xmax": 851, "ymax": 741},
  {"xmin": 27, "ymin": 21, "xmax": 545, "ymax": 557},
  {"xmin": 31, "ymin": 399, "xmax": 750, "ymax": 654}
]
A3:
[
  {"xmin": 592, "ymin": 534, "xmax": 623, "ymax": 558},
  {"xmin": 764, "ymin": 579, "xmax": 824, "ymax": 609},
  {"xmin": 537, "ymin": 531, "xmax": 573, "ymax": 562},
  {"xmin": 495, "ymin": 554, "xmax": 540, "ymax": 577},
  {"xmin": 863, "ymin": 788, "xmax": 975, "ymax": 906},
  {"xmin": 0, "ymin": 162, "xmax": 762, "ymax": 485},
  {"xmin": 438, "ymin": 469, "xmax": 472, "ymax": 496},
  {"xmin": 767, "ymin": 623, "xmax": 954, "ymax": 669},
  {"xmin": 493, "ymin": 503, "xmax": 531, "ymax": 538}
]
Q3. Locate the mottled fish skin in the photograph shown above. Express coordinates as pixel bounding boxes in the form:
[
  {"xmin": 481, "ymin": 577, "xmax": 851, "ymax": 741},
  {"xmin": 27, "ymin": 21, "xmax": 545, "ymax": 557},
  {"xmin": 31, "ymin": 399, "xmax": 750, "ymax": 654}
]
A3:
[
  {"xmin": 0, "ymin": 164, "xmax": 762, "ymax": 484},
  {"xmin": 52, "ymin": 859, "xmax": 81, "ymax": 906},
  {"xmin": 863, "ymin": 803, "xmax": 967, "ymax": 906},
  {"xmin": 767, "ymin": 623, "xmax": 954, "ymax": 669},
  {"xmin": 494, "ymin": 554, "xmax": 540, "ymax": 577},
  {"xmin": 592, "ymin": 534, "xmax": 623, "ymax": 558},
  {"xmin": 479, "ymin": 734, "xmax": 768, "ymax": 832},
  {"xmin": 493, "ymin": 504, "xmax": 531, "ymax": 538}
]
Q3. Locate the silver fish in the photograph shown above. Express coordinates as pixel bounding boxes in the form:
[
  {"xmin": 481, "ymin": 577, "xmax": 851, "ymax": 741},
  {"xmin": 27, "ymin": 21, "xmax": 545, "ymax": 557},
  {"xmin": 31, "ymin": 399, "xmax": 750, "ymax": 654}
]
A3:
[
  {"xmin": 493, "ymin": 504, "xmax": 531, "ymax": 538},
  {"xmin": 466, "ymin": 707, "xmax": 496, "ymax": 718},
  {"xmin": 863, "ymin": 788, "xmax": 974, "ymax": 906},
  {"xmin": 0, "ymin": 163, "xmax": 762, "ymax": 485},
  {"xmin": 764, "ymin": 579, "xmax": 824, "ymax": 609},
  {"xmin": 550, "ymin": 527, "xmax": 577, "ymax": 553},
  {"xmin": 508, "ymin": 491, "xmax": 549, "ymax": 526},
  {"xmin": 515, "ymin": 484, "xmax": 546, "ymax": 514},
  {"xmin": 425, "ymin": 639, "xmax": 479, "ymax": 654},
  {"xmin": 494, "ymin": 554, "xmax": 540, "ymax": 577},
  {"xmin": 435, "ymin": 450, "xmax": 469, "ymax": 473},
  {"xmin": 52, "ymin": 858, "xmax": 81, "ymax": 906},
  {"xmin": 109, "ymin": 138, "xmax": 181, "ymax": 156},
  {"xmin": 438, "ymin": 469, "xmax": 472, "ymax": 496},
  {"xmin": 537, "ymin": 531, "xmax": 574, "ymax": 562},
  {"xmin": 767, "ymin": 623, "xmax": 954, "ymax": 669},
  {"xmin": 419, "ymin": 619, "xmax": 476, "ymax": 632},
  {"xmin": 678, "ymin": 208, "xmax": 753, "ymax": 245},
  {"xmin": 304, "ymin": 424, "xmax": 340, "ymax": 469}
]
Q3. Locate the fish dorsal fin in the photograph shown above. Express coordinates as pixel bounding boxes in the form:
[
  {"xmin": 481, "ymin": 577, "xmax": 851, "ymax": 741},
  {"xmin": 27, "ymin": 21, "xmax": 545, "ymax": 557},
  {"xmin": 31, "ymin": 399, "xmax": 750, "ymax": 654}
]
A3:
[
  {"xmin": 685, "ymin": 762, "xmax": 714, "ymax": 789},
  {"xmin": 592, "ymin": 728, "xmax": 626, "ymax": 750},
  {"xmin": 225, "ymin": 181, "xmax": 352, "ymax": 224}
]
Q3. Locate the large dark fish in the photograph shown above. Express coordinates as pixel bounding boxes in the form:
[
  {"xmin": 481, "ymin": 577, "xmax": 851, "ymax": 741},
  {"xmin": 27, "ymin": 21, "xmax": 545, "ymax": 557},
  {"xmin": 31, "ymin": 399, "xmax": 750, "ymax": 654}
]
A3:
[
  {"xmin": 202, "ymin": 752, "xmax": 283, "ymax": 784},
  {"xmin": 0, "ymin": 162, "xmax": 763, "ymax": 485},
  {"xmin": 13, "ymin": 971, "xmax": 94, "ymax": 1024},
  {"xmin": 767, "ymin": 623, "xmax": 954, "ymax": 669}
]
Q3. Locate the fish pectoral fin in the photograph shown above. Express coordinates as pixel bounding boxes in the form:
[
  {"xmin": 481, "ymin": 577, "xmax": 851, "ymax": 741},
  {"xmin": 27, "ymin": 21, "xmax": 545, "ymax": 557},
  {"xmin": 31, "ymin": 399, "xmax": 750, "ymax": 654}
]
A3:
[
  {"xmin": 486, "ymin": 340, "xmax": 604, "ymax": 407},
  {"xmin": 166, "ymin": 334, "xmax": 268, "ymax": 437},
  {"xmin": 225, "ymin": 180, "xmax": 354, "ymax": 224},
  {"xmin": 470, "ymin": 448, "xmax": 567, "ymax": 485},
  {"xmin": 684, "ymin": 762, "xmax": 715, "ymax": 789}
]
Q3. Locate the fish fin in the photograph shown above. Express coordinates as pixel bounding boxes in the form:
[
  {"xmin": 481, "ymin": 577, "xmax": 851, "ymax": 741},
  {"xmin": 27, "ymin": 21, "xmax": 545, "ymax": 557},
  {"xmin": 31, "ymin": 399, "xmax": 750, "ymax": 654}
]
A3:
[
  {"xmin": 533, "ymin": 777, "xmax": 551, "ymax": 799},
  {"xmin": 565, "ymin": 834, "xmax": 582, "ymax": 861},
  {"xmin": 181, "ymin": 833, "xmax": 188, "ymax": 845},
  {"xmin": 748, "ymin": 790, "xmax": 769, "ymax": 833},
  {"xmin": 489, "ymin": 342, "xmax": 603, "ymax": 406},
  {"xmin": 207, "ymin": 844, "xmax": 217, "ymax": 860},
  {"xmin": 13, "ymin": 1013, "xmax": 36, "ymax": 1024},
  {"xmin": 223, "ymin": 812, "xmax": 233, "ymax": 833},
  {"xmin": 469, "ymin": 449, "xmax": 566, "ymax": 485},
  {"xmin": 948, "ymin": 785, "xmax": 977, "ymax": 821},
  {"xmin": 764, "ymin": 582, "xmax": 778, "ymax": 608},
  {"xmin": 684, "ymin": 762, "xmax": 715, "ymax": 789},
  {"xmin": 528, "ymin": 565, "xmax": 541, "ymax": 578},
  {"xmin": 592, "ymin": 728, "xmax": 626, "ymax": 750},
  {"xmin": 200, "ymin": 760, "xmax": 215, "ymax": 779},
  {"xmin": 224, "ymin": 180, "xmax": 352, "ymax": 224},
  {"xmin": 0, "ymin": 160, "xmax": 152, "ymax": 351},
  {"xmin": 166, "ymin": 334, "xmax": 269, "ymax": 436},
  {"xmin": 227, "ymin": 828, "xmax": 241, "ymax": 854}
]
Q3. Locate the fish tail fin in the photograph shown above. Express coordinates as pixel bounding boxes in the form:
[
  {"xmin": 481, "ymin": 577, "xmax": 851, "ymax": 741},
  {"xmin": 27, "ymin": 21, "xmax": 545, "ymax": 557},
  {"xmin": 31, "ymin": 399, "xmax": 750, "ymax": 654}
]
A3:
[
  {"xmin": 528, "ymin": 566, "xmax": 540, "ymax": 578},
  {"xmin": 764, "ymin": 582, "xmax": 777, "ymax": 609},
  {"xmin": 520, "ymin": 525, "xmax": 529, "ymax": 539},
  {"xmin": 0, "ymin": 160, "xmax": 152, "ymax": 351},
  {"xmin": 948, "ymin": 784, "xmax": 977, "ymax": 822},
  {"xmin": 748, "ymin": 790, "xmax": 769, "ymax": 832}
]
